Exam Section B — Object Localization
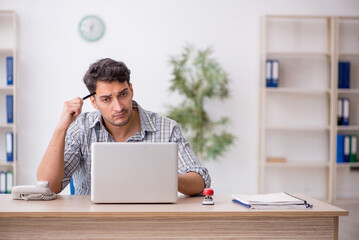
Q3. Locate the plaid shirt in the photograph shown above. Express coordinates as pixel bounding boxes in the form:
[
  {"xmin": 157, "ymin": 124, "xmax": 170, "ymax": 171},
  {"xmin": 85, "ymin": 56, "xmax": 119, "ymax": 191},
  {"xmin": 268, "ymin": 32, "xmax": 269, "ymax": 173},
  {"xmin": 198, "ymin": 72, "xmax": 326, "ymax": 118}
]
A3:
[{"xmin": 62, "ymin": 101, "xmax": 211, "ymax": 195}]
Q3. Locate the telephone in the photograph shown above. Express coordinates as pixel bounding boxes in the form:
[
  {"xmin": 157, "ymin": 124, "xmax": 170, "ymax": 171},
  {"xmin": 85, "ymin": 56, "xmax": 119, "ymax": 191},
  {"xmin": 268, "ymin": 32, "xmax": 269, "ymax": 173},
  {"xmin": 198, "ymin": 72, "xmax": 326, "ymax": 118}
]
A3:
[{"xmin": 12, "ymin": 181, "xmax": 57, "ymax": 201}]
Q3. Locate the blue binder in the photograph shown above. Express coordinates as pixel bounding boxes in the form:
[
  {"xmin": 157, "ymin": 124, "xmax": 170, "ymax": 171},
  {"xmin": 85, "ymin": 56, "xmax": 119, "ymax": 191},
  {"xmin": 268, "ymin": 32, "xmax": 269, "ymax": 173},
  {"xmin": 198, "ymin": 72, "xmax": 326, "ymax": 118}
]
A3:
[
  {"xmin": 266, "ymin": 60, "xmax": 272, "ymax": 87},
  {"xmin": 337, "ymin": 98, "xmax": 343, "ymax": 125},
  {"xmin": 266, "ymin": 59, "xmax": 279, "ymax": 88},
  {"xmin": 338, "ymin": 61, "xmax": 351, "ymax": 89},
  {"xmin": 6, "ymin": 56, "xmax": 13, "ymax": 86},
  {"xmin": 337, "ymin": 134, "xmax": 344, "ymax": 163},
  {"xmin": 271, "ymin": 60, "xmax": 279, "ymax": 87},
  {"xmin": 344, "ymin": 135, "xmax": 350, "ymax": 162},
  {"xmin": 342, "ymin": 98, "xmax": 350, "ymax": 126},
  {"xmin": 6, "ymin": 132, "xmax": 13, "ymax": 162},
  {"xmin": 338, "ymin": 62, "xmax": 344, "ymax": 88},
  {"xmin": 6, "ymin": 95, "xmax": 13, "ymax": 124},
  {"xmin": 344, "ymin": 62, "xmax": 350, "ymax": 89}
]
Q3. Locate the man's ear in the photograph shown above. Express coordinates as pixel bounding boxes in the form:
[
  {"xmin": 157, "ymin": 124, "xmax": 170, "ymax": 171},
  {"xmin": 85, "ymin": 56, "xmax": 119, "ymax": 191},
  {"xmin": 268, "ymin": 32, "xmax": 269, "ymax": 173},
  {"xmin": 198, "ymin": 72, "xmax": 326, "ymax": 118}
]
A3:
[
  {"xmin": 129, "ymin": 83, "xmax": 134, "ymax": 97},
  {"xmin": 90, "ymin": 96, "xmax": 98, "ymax": 110}
]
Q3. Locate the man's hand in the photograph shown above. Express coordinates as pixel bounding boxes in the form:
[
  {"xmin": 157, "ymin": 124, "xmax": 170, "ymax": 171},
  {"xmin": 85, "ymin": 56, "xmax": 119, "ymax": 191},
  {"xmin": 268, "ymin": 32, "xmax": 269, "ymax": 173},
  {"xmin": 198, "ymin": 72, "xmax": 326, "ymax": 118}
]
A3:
[
  {"xmin": 37, "ymin": 97, "xmax": 83, "ymax": 194},
  {"xmin": 57, "ymin": 97, "xmax": 83, "ymax": 131}
]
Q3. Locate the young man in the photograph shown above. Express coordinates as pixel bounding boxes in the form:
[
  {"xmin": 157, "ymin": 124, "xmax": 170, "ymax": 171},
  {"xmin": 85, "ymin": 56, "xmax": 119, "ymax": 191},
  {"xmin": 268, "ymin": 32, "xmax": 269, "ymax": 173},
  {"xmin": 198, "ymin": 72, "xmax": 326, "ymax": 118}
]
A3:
[{"xmin": 37, "ymin": 58, "xmax": 211, "ymax": 195}]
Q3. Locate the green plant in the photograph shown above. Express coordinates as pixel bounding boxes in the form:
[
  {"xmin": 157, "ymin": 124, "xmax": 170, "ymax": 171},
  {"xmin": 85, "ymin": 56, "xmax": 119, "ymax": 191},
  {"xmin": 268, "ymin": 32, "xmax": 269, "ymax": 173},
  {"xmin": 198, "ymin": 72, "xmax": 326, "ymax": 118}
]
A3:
[{"xmin": 167, "ymin": 44, "xmax": 234, "ymax": 161}]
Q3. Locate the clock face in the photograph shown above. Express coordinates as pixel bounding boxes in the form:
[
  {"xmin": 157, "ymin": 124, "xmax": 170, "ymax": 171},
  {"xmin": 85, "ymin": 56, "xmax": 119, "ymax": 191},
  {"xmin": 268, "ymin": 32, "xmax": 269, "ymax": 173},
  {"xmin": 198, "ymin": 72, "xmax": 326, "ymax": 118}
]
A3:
[{"xmin": 79, "ymin": 15, "xmax": 105, "ymax": 42}]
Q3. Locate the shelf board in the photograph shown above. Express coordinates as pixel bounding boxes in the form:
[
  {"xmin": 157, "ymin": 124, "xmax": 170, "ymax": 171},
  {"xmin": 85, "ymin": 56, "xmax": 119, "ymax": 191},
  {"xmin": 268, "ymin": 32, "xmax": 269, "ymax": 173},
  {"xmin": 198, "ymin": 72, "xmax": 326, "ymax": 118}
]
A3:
[
  {"xmin": 263, "ymin": 87, "xmax": 330, "ymax": 95},
  {"xmin": 337, "ymin": 89, "xmax": 359, "ymax": 94},
  {"xmin": 0, "ymin": 162, "xmax": 14, "ymax": 167},
  {"xmin": 265, "ymin": 15, "xmax": 331, "ymax": 20},
  {"xmin": 0, "ymin": 48, "xmax": 14, "ymax": 54},
  {"xmin": 264, "ymin": 162, "xmax": 329, "ymax": 168},
  {"xmin": 265, "ymin": 126, "xmax": 330, "ymax": 131},
  {"xmin": 266, "ymin": 52, "xmax": 330, "ymax": 57},
  {"xmin": 0, "ymin": 86, "xmax": 14, "ymax": 93},
  {"xmin": 336, "ymin": 162, "xmax": 359, "ymax": 167},
  {"xmin": 337, "ymin": 126, "xmax": 359, "ymax": 131},
  {"xmin": 339, "ymin": 53, "xmax": 359, "ymax": 57}
]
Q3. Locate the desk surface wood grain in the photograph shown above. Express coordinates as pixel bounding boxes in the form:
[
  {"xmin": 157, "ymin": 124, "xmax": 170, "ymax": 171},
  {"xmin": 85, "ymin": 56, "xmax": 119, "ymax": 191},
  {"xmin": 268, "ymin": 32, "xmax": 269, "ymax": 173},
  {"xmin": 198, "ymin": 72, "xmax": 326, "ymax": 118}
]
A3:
[{"xmin": 0, "ymin": 194, "xmax": 348, "ymax": 218}]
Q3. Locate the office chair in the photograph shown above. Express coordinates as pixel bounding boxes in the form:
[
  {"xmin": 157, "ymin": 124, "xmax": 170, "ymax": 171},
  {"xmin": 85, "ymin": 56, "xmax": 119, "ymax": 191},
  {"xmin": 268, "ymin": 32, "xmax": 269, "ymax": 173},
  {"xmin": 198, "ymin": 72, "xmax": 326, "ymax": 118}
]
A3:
[{"xmin": 70, "ymin": 178, "xmax": 75, "ymax": 195}]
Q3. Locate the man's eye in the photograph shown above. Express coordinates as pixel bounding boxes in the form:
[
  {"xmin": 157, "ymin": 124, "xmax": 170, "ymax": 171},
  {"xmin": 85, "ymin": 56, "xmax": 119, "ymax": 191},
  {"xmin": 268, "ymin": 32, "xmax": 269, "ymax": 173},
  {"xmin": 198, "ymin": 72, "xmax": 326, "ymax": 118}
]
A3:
[
  {"xmin": 102, "ymin": 98, "xmax": 110, "ymax": 103},
  {"xmin": 120, "ymin": 92, "xmax": 127, "ymax": 97}
]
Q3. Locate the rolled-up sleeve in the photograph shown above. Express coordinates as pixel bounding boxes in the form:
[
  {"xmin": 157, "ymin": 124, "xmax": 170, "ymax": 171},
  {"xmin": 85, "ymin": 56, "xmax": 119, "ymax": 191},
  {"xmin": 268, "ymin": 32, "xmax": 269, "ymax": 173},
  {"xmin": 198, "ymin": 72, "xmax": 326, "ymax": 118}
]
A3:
[
  {"xmin": 61, "ymin": 121, "xmax": 82, "ymax": 192},
  {"xmin": 172, "ymin": 125, "xmax": 211, "ymax": 188}
]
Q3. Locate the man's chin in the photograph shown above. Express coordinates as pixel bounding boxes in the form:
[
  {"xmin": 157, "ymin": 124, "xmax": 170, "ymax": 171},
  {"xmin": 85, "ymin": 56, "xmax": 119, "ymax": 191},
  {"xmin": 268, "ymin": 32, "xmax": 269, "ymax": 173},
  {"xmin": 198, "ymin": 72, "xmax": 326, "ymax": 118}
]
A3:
[{"xmin": 109, "ymin": 117, "xmax": 131, "ymax": 127}]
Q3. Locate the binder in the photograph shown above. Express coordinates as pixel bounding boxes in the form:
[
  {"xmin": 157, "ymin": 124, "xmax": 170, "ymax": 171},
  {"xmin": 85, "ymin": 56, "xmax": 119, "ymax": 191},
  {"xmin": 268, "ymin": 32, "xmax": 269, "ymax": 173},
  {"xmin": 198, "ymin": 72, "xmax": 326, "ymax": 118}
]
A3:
[
  {"xmin": 344, "ymin": 135, "xmax": 350, "ymax": 163},
  {"xmin": 6, "ymin": 95, "xmax": 13, "ymax": 124},
  {"xmin": 6, "ymin": 56, "xmax": 13, "ymax": 86},
  {"xmin": 338, "ymin": 62, "xmax": 344, "ymax": 88},
  {"xmin": 342, "ymin": 98, "xmax": 350, "ymax": 126},
  {"xmin": 6, "ymin": 171, "xmax": 13, "ymax": 193},
  {"xmin": 0, "ymin": 171, "xmax": 6, "ymax": 194},
  {"xmin": 266, "ymin": 59, "xmax": 279, "ymax": 88},
  {"xmin": 266, "ymin": 60, "xmax": 272, "ymax": 87},
  {"xmin": 344, "ymin": 62, "xmax": 350, "ymax": 89},
  {"xmin": 271, "ymin": 60, "xmax": 279, "ymax": 87},
  {"xmin": 350, "ymin": 135, "xmax": 357, "ymax": 163},
  {"xmin": 338, "ymin": 61, "xmax": 350, "ymax": 89},
  {"xmin": 6, "ymin": 132, "xmax": 13, "ymax": 162},
  {"xmin": 337, "ymin": 98, "xmax": 343, "ymax": 125},
  {"xmin": 337, "ymin": 134, "xmax": 344, "ymax": 163}
]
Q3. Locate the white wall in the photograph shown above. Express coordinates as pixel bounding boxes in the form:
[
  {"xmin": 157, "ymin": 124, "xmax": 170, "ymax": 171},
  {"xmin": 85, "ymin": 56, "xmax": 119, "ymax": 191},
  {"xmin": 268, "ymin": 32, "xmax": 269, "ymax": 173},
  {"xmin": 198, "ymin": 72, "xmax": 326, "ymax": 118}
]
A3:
[{"xmin": 0, "ymin": 0, "xmax": 358, "ymax": 194}]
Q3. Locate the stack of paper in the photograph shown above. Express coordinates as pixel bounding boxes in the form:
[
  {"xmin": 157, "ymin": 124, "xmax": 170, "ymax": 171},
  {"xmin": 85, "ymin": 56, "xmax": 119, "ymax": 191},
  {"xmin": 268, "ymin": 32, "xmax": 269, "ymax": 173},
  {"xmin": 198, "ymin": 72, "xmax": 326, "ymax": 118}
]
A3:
[{"xmin": 232, "ymin": 192, "xmax": 313, "ymax": 209}]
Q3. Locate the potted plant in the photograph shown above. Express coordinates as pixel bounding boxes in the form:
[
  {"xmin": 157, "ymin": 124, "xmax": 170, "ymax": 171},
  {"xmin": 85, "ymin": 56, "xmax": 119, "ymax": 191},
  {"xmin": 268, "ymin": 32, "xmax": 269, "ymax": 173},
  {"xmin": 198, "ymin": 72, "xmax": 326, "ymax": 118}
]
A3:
[{"xmin": 167, "ymin": 44, "xmax": 234, "ymax": 162}]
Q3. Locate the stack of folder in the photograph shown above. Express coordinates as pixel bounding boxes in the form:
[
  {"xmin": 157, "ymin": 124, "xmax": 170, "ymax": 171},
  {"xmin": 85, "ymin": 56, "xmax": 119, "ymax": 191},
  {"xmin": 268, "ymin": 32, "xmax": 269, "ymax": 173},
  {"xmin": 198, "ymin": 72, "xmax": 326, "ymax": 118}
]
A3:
[
  {"xmin": 337, "ymin": 98, "xmax": 350, "ymax": 126},
  {"xmin": 232, "ymin": 192, "xmax": 313, "ymax": 209},
  {"xmin": 337, "ymin": 134, "xmax": 357, "ymax": 163},
  {"xmin": 266, "ymin": 59, "xmax": 279, "ymax": 87},
  {"xmin": 0, "ymin": 171, "xmax": 13, "ymax": 194}
]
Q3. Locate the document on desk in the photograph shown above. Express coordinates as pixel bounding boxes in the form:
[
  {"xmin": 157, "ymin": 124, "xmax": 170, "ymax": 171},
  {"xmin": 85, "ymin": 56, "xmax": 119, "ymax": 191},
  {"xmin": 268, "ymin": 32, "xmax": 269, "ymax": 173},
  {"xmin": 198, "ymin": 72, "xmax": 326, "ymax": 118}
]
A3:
[{"xmin": 232, "ymin": 192, "xmax": 313, "ymax": 209}]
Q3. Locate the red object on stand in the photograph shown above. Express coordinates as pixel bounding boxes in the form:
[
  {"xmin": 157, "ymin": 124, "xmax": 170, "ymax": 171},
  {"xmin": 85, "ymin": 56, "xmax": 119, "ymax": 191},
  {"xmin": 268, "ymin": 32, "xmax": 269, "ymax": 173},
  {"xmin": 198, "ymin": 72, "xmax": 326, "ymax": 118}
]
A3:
[{"xmin": 203, "ymin": 188, "xmax": 214, "ymax": 196}]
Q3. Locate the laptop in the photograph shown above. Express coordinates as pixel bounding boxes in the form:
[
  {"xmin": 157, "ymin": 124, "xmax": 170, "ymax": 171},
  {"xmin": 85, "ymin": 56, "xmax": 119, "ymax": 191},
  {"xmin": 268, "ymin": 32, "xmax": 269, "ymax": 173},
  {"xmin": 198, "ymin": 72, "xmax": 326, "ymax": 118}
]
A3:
[{"xmin": 91, "ymin": 142, "xmax": 178, "ymax": 203}]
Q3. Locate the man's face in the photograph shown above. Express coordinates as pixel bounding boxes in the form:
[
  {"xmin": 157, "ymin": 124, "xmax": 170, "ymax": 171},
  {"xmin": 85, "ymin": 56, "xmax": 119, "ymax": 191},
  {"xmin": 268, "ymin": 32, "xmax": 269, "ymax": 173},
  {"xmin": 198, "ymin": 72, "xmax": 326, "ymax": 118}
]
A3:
[{"xmin": 90, "ymin": 81, "xmax": 134, "ymax": 127}]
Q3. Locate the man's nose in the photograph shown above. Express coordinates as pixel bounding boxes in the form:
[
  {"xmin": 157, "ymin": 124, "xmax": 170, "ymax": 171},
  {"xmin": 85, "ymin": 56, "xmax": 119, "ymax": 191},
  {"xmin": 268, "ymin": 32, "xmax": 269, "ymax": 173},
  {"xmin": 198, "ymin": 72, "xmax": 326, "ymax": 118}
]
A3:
[{"xmin": 112, "ymin": 98, "xmax": 124, "ymax": 111}]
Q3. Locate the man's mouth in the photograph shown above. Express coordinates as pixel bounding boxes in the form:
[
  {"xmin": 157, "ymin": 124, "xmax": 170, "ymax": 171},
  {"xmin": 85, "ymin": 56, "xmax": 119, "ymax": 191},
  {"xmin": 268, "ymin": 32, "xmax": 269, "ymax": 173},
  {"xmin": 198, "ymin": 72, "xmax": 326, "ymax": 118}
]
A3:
[{"xmin": 113, "ymin": 110, "xmax": 127, "ymax": 118}]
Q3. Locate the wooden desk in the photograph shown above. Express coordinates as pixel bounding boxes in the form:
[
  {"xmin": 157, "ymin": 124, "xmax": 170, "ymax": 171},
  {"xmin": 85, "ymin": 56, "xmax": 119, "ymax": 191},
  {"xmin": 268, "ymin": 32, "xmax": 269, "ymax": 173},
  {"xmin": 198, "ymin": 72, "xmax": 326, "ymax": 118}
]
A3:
[{"xmin": 0, "ymin": 194, "xmax": 348, "ymax": 239}]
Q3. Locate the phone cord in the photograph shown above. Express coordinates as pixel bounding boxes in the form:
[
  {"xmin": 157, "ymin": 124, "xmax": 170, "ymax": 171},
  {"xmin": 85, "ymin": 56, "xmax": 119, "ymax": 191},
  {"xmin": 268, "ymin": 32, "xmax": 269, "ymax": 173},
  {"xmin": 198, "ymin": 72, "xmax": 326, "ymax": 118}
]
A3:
[{"xmin": 22, "ymin": 193, "xmax": 57, "ymax": 201}]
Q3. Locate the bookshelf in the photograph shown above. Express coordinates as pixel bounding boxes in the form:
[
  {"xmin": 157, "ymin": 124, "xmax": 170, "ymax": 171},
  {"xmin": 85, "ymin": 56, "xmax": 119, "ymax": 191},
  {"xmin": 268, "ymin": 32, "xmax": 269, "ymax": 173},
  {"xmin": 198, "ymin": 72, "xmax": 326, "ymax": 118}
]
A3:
[
  {"xmin": 260, "ymin": 15, "xmax": 359, "ymax": 203},
  {"xmin": 334, "ymin": 16, "xmax": 359, "ymax": 203},
  {"xmin": 259, "ymin": 15, "xmax": 334, "ymax": 203},
  {"xmin": 0, "ymin": 11, "xmax": 17, "ymax": 193}
]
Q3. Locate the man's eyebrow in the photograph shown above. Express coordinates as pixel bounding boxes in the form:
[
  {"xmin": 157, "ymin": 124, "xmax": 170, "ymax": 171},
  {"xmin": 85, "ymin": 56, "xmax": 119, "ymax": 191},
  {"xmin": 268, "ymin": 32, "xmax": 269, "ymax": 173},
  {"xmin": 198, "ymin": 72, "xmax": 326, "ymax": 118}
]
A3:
[
  {"xmin": 99, "ymin": 94, "xmax": 111, "ymax": 99},
  {"xmin": 98, "ymin": 88, "xmax": 129, "ymax": 98},
  {"xmin": 118, "ymin": 88, "xmax": 129, "ymax": 94}
]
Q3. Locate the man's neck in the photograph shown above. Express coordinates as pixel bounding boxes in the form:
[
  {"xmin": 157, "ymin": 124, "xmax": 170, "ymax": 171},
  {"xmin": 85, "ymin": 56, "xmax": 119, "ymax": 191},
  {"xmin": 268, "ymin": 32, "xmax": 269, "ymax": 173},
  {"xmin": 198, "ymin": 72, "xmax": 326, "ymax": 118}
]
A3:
[{"xmin": 103, "ymin": 110, "xmax": 141, "ymax": 142}]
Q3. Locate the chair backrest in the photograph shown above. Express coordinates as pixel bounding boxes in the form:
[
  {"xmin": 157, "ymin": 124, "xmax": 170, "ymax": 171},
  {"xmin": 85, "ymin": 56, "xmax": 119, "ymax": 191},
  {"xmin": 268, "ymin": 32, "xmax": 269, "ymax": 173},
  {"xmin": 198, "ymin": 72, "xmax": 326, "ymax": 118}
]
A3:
[{"xmin": 70, "ymin": 178, "xmax": 75, "ymax": 195}]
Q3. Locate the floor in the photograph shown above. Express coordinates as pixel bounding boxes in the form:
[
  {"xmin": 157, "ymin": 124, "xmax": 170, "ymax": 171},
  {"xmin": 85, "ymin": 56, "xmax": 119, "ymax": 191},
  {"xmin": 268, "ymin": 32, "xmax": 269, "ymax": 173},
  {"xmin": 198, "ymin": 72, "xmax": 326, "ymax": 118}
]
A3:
[{"xmin": 335, "ymin": 203, "xmax": 359, "ymax": 240}]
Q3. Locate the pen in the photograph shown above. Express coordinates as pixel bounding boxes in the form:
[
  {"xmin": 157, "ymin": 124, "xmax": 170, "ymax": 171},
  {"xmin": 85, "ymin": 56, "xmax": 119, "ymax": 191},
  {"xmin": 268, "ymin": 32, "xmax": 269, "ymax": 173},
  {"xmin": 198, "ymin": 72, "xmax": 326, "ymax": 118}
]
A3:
[{"xmin": 82, "ymin": 92, "xmax": 96, "ymax": 100}]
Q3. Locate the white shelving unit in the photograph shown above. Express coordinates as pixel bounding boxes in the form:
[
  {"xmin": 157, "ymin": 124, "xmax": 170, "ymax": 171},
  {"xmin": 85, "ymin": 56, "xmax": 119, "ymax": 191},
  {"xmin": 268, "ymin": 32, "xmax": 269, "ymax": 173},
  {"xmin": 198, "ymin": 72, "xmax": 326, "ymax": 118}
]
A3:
[
  {"xmin": 334, "ymin": 16, "xmax": 359, "ymax": 203},
  {"xmin": 0, "ymin": 10, "xmax": 17, "ymax": 191},
  {"xmin": 259, "ymin": 15, "xmax": 335, "ymax": 202},
  {"xmin": 259, "ymin": 15, "xmax": 359, "ymax": 203}
]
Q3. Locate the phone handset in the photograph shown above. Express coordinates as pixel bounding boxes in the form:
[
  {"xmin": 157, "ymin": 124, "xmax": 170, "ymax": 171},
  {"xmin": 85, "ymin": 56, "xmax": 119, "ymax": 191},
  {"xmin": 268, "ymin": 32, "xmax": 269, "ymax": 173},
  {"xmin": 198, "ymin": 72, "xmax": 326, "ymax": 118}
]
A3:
[{"xmin": 12, "ymin": 181, "xmax": 57, "ymax": 201}]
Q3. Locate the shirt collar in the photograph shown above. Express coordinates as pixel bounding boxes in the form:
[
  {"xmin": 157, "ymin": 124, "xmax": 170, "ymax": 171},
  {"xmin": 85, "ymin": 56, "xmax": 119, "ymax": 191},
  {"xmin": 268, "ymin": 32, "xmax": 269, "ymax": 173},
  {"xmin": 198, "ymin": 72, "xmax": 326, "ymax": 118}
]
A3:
[{"xmin": 89, "ymin": 100, "xmax": 158, "ymax": 133}]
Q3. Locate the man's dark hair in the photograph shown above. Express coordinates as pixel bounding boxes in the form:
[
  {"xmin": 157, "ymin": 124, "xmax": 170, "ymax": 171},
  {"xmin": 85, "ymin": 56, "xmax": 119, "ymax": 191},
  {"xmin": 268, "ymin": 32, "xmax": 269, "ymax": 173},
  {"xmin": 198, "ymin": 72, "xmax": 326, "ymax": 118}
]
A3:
[{"xmin": 83, "ymin": 58, "xmax": 131, "ymax": 93}]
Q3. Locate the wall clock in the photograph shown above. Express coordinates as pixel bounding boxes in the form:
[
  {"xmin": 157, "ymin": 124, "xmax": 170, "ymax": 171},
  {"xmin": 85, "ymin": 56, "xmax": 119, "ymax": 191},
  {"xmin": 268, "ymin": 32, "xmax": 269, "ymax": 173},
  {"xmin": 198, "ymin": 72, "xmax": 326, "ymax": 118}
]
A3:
[{"xmin": 78, "ymin": 15, "xmax": 105, "ymax": 42}]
